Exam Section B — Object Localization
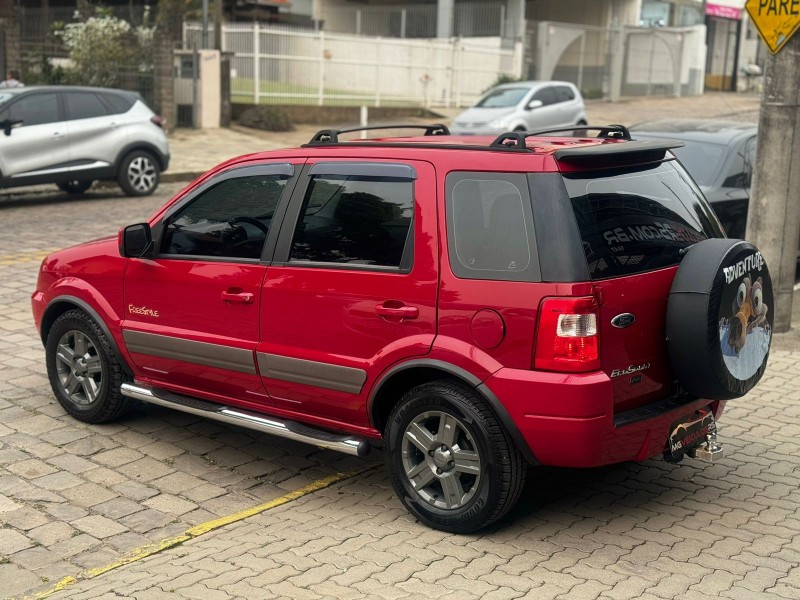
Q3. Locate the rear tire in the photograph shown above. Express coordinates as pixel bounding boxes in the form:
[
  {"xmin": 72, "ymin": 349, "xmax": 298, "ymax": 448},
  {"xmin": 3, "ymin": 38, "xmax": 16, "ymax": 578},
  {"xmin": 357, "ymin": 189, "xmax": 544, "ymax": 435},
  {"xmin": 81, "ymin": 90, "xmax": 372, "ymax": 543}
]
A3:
[
  {"xmin": 385, "ymin": 381, "xmax": 526, "ymax": 533},
  {"xmin": 45, "ymin": 309, "xmax": 131, "ymax": 423},
  {"xmin": 57, "ymin": 180, "xmax": 93, "ymax": 194},
  {"xmin": 117, "ymin": 150, "xmax": 160, "ymax": 196}
]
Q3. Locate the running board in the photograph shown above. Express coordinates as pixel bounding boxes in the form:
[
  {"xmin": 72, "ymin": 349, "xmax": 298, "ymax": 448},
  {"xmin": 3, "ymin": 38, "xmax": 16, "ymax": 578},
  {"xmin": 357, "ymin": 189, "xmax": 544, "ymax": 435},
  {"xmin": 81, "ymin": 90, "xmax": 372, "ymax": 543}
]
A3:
[{"xmin": 120, "ymin": 383, "xmax": 370, "ymax": 457}]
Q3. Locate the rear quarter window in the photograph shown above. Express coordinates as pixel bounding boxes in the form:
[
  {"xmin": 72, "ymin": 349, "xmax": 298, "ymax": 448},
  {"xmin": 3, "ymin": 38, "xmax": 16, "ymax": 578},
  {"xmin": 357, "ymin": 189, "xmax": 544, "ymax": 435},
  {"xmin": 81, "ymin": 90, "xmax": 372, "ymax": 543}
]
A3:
[
  {"xmin": 446, "ymin": 172, "xmax": 540, "ymax": 282},
  {"xmin": 101, "ymin": 92, "xmax": 136, "ymax": 115},
  {"xmin": 565, "ymin": 160, "xmax": 723, "ymax": 280}
]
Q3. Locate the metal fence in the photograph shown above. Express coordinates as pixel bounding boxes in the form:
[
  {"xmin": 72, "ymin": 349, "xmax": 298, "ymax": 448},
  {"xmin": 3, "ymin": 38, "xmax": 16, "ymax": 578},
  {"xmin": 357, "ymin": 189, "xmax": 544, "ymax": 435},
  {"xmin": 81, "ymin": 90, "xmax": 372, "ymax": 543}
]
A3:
[
  {"xmin": 525, "ymin": 21, "xmax": 707, "ymax": 100},
  {"xmin": 184, "ymin": 22, "xmax": 522, "ymax": 107},
  {"xmin": 15, "ymin": 7, "xmax": 156, "ymax": 111}
]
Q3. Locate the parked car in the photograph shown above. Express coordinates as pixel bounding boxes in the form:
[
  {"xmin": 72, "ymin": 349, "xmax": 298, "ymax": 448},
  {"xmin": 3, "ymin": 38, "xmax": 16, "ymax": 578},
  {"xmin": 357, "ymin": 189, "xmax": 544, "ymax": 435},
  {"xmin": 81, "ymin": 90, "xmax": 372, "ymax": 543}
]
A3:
[
  {"xmin": 630, "ymin": 119, "xmax": 757, "ymax": 239},
  {"xmin": 32, "ymin": 123, "xmax": 773, "ymax": 533},
  {"xmin": 450, "ymin": 81, "xmax": 587, "ymax": 135},
  {"xmin": 0, "ymin": 85, "xmax": 169, "ymax": 196}
]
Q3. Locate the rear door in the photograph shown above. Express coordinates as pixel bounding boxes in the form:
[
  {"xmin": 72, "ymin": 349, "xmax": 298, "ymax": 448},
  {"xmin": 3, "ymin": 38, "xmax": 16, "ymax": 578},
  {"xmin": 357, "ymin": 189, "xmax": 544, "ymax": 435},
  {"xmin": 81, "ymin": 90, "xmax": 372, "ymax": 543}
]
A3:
[
  {"xmin": 0, "ymin": 91, "xmax": 69, "ymax": 178},
  {"xmin": 256, "ymin": 160, "xmax": 438, "ymax": 428},
  {"xmin": 64, "ymin": 90, "xmax": 128, "ymax": 175},
  {"xmin": 563, "ymin": 160, "xmax": 724, "ymax": 411}
]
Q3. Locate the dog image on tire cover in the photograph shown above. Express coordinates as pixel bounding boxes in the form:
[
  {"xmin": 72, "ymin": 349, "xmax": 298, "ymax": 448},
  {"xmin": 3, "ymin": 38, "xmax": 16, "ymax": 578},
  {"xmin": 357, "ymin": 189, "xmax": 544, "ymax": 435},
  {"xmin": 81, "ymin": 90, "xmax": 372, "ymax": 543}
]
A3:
[{"xmin": 719, "ymin": 266, "xmax": 771, "ymax": 380}]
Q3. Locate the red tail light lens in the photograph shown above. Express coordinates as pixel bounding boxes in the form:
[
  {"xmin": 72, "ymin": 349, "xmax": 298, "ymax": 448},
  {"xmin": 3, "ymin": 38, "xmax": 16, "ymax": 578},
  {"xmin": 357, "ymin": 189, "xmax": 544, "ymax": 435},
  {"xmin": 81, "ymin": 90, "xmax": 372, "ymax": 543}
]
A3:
[
  {"xmin": 534, "ymin": 296, "xmax": 600, "ymax": 372},
  {"xmin": 151, "ymin": 116, "xmax": 164, "ymax": 128}
]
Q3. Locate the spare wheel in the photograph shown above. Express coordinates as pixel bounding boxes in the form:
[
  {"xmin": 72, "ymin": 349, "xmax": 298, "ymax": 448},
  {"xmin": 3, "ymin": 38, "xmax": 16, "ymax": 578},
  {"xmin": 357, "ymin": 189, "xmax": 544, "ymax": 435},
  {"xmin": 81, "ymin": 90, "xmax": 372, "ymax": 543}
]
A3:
[{"xmin": 666, "ymin": 239, "xmax": 773, "ymax": 400}]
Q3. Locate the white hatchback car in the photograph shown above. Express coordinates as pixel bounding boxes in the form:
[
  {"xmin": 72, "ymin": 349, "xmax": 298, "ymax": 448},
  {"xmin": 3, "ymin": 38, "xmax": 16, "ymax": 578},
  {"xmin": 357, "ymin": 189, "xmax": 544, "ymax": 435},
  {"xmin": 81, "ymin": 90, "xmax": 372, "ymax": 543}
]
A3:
[
  {"xmin": 451, "ymin": 81, "xmax": 587, "ymax": 136},
  {"xmin": 0, "ymin": 86, "xmax": 169, "ymax": 196}
]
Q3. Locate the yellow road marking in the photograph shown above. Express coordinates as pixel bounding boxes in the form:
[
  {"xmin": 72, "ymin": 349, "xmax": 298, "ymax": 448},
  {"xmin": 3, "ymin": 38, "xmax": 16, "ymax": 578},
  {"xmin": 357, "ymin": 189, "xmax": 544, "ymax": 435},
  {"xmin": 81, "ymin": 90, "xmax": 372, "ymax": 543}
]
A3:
[
  {"xmin": 33, "ymin": 467, "xmax": 373, "ymax": 599},
  {"xmin": 0, "ymin": 249, "xmax": 59, "ymax": 266}
]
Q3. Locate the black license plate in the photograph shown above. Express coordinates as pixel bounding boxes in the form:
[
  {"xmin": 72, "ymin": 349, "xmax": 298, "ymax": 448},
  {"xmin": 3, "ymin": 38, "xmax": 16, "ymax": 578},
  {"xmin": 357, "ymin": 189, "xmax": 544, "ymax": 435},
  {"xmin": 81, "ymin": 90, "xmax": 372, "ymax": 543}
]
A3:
[{"xmin": 667, "ymin": 410, "xmax": 715, "ymax": 459}]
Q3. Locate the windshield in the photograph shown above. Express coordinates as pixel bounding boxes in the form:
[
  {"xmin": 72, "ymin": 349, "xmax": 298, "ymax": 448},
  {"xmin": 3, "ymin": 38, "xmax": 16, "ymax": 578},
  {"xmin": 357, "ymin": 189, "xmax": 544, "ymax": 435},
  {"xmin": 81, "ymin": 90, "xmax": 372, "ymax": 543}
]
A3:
[
  {"xmin": 475, "ymin": 87, "xmax": 530, "ymax": 108},
  {"xmin": 637, "ymin": 139, "xmax": 726, "ymax": 187},
  {"xmin": 0, "ymin": 93, "xmax": 14, "ymax": 108},
  {"xmin": 565, "ymin": 161, "xmax": 723, "ymax": 280}
]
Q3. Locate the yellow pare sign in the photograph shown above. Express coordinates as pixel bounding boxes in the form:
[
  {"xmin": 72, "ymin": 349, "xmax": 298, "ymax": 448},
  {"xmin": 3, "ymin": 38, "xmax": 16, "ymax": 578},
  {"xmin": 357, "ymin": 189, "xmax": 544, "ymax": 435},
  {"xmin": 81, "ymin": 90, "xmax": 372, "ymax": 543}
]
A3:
[{"xmin": 746, "ymin": 0, "xmax": 800, "ymax": 53}]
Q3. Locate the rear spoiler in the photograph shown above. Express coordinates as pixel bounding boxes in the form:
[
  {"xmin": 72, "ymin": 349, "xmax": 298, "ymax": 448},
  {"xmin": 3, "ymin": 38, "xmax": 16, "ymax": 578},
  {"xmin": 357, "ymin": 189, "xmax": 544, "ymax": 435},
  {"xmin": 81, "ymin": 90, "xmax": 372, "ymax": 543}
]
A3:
[{"xmin": 554, "ymin": 139, "xmax": 685, "ymax": 166}]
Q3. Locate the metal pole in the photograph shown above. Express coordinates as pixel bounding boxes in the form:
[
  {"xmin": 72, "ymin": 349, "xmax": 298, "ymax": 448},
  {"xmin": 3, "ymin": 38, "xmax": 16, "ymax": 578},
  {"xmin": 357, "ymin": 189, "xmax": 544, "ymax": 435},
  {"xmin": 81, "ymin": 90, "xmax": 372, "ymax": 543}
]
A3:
[
  {"xmin": 202, "ymin": 0, "xmax": 209, "ymax": 49},
  {"xmin": 746, "ymin": 35, "xmax": 800, "ymax": 332},
  {"xmin": 253, "ymin": 21, "xmax": 260, "ymax": 104}
]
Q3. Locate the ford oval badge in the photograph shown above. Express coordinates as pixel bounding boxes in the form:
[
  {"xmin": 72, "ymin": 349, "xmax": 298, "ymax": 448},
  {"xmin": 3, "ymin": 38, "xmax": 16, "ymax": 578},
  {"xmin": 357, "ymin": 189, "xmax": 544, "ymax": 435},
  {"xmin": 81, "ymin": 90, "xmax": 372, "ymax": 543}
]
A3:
[{"xmin": 611, "ymin": 313, "xmax": 636, "ymax": 329}]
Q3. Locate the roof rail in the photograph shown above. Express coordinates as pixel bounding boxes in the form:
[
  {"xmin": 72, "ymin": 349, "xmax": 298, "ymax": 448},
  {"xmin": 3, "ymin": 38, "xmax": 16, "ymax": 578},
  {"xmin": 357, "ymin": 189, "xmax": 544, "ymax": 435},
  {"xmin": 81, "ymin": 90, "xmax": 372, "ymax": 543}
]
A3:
[
  {"xmin": 307, "ymin": 123, "xmax": 450, "ymax": 145},
  {"xmin": 491, "ymin": 124, "xmax": 632, "ymax": 149}
]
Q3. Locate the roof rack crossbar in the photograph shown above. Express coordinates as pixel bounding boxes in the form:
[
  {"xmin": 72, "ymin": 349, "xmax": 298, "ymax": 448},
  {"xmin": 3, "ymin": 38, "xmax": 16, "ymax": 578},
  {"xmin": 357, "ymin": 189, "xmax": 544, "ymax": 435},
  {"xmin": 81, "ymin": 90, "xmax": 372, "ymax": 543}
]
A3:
[
  {"xmin": 490, "ymin": 124, "xmax": 632, "ymax": 149},
  {"xmin": 308, "ymin": 123, "xmax": 450, "ymax": 145}
]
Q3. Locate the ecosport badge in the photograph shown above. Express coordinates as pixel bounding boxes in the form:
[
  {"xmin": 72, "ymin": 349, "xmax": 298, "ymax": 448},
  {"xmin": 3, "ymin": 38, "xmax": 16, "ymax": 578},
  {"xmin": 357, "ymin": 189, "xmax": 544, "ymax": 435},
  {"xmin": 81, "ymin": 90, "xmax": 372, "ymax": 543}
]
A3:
[{"xmin": 610, "ymin": 363, "xmax": 650, "ymax": 378}]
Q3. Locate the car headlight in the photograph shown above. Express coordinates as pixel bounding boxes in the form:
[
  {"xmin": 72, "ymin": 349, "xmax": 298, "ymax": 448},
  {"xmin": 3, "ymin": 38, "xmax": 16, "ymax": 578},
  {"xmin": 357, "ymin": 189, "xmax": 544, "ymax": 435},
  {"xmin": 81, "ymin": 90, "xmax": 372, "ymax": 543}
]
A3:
[{"xmin": 488, "ymin": 118, "xmax": 509, "ymax": 129}]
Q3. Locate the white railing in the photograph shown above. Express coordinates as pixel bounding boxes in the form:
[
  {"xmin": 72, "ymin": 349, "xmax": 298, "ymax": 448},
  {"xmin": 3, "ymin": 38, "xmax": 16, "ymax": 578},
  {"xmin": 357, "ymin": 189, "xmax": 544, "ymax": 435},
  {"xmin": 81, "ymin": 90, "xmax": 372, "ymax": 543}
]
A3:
[{"xmin": 184, "ymin": 22, "xmax": 523, "ymax": 108}]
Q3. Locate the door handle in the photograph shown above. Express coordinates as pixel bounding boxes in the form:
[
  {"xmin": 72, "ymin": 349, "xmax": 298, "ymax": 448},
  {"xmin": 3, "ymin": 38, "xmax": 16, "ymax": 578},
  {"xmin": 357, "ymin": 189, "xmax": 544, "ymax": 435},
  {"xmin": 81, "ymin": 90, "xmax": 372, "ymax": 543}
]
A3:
[
  {"xmin": 53, "ymin": 132, "xmax": 64, "ymax": 140},
  {"xmin": 375, "ymin": 302, "xmax": 419, "ymax": 320},
  {"xmin": 221, "ymin": 290, "xmax": 254, "ymax": 304}
]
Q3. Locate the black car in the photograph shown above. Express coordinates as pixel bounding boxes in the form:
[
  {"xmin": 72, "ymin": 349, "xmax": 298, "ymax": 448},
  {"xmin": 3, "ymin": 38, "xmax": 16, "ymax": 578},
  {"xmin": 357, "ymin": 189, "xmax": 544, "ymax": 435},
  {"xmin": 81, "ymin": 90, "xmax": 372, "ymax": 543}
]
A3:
[{"xmin": 631, "ymin": 119, "xmax": 757, "ymax": 239}]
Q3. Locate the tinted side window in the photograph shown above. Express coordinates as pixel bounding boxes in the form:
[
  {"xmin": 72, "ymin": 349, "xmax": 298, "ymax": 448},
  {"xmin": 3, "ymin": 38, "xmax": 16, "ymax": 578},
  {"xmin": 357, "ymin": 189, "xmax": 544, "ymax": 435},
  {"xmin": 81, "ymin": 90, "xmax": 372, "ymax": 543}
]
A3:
[
  {"xmin": 101, "ymin": 92, "xmax": 135, "ymax": 115},
  {"xmin": 533, "ymin": 87, "xmax": 557, "ymax": 106},
  {"xmin": 446, "ymin": 172, "xmax": 540, "ymax": 282},
  {"xmin": 289, "ymin": 175, "xmax": 413, "ymax": 269},
  {"xmin": 8, "ymin": 93, "xmax": 60, "ymax": 126},
  {"xmin": 555, "ymin": 86, "xmax": 575, "ymax": 102},
  {"xmin": 565, "ymin": 161, "xmax": 723, "ymax": 280},
  {"xmin": 161, "ymin": 174, "xmax": 289, "ymax": 260},
  {"xmin": 65, "ymin": 92, "xmax": 109, "ymax": 120}
]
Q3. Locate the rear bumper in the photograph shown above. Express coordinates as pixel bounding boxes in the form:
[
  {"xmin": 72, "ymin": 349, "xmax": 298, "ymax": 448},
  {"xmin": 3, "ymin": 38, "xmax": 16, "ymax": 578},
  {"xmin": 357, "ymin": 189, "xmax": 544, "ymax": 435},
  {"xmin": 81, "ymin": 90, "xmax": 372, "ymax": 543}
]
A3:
[{"xmin": 482, "ymin": 367, "xmax": 723, "ymax": 468}]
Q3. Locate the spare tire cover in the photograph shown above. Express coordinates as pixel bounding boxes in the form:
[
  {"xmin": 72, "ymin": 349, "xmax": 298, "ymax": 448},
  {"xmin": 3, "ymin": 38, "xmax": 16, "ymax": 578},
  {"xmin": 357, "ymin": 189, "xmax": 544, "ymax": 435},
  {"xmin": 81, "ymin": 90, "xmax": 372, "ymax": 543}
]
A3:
[{"xmin": 666, "ymin": 239, "xmax": 772, "ymax": 400}]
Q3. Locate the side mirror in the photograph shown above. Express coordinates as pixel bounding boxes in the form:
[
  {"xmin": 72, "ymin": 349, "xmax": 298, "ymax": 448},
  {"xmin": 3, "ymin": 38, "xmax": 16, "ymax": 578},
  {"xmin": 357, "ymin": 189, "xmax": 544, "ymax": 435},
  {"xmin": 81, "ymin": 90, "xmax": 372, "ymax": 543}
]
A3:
[
  {"xmin": 1, "ymin": 118, "xmax": 23, "ymax": 136},
  {"xmin": 526, "ymin": 100, "xmax": 543, "ymax": 111},
  {"xmin": 121, "ymin": 223, "xmax": 154, "ymax": 258}
]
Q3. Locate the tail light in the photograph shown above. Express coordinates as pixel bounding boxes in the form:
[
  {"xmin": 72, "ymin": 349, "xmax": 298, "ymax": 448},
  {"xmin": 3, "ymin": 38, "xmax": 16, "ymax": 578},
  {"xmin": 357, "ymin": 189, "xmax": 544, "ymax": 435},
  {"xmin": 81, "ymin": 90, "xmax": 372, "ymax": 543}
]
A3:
[
  {"xmin": 150, "ymin": 116, "xmax": 164, "ymax": 128},
  {"xmin": 534, "ymin": 296, "xmax": 600, "ymax": 372}
]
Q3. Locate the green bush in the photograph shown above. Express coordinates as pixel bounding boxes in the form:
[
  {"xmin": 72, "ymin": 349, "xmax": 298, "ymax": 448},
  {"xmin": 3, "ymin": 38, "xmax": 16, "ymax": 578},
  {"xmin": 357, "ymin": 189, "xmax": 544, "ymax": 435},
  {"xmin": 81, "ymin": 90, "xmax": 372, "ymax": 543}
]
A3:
[{"xmin": 238, "ymin": 106, "xmax": 295, "ymax": 132}]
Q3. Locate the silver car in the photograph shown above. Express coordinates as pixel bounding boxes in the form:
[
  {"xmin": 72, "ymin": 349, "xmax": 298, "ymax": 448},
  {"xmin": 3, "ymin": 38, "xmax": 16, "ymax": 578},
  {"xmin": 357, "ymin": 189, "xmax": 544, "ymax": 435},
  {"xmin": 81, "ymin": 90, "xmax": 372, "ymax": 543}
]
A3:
[
  {"xmin": 451, "ymin": 81, "xmax": 587, "ymax": 136},
  {"xmin": 0, "ymin": 86, "xmax": 169, "ymax": 196}
]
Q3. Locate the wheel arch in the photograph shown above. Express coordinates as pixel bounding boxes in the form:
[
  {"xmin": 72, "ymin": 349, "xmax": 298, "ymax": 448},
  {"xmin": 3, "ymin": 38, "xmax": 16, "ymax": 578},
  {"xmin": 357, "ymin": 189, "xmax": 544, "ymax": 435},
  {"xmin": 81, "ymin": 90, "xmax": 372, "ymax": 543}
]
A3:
[
  {"xmin": 41, "ymin": 296, "xmax": 133, "ymax": 377},
  {"xmin": 114, "ymin": 142, "xmax": 168, "ymax": 172},
  {"xmin": 368, "ymin": 359, "xmax": 538, "ymax": 465}
]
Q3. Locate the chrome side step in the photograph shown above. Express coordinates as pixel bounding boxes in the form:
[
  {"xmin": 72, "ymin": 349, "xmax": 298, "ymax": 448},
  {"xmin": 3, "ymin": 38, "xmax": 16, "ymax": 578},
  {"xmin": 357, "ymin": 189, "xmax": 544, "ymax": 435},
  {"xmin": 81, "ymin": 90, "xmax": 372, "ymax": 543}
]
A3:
[{"xmin": 121, "ymin": 382, "xmax": 370, "ymax": 457}]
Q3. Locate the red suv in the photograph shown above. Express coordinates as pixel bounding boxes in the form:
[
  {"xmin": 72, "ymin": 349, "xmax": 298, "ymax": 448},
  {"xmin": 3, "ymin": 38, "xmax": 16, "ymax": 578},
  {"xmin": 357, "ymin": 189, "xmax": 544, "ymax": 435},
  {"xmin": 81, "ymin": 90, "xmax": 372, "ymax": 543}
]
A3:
[{"xmin": 32, "ymin": 124, "xmax": 773, "ymax": 532}]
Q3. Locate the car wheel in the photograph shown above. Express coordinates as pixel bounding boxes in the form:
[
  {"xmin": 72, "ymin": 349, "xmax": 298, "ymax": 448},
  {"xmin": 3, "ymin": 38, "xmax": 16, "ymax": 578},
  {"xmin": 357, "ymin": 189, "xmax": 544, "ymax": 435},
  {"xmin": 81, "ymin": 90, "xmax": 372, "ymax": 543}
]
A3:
[
  {"xmin": 117, "ymin": 151, "xmax": 160, "ymax": 196},
  {"xmin": 45, "ymin": 309, "xmax": 131, "ymax": 423},
  {"xmin": 57, "ymin": 180, "xmax": 93, "ymax": 194},
  {"xmin": 385, "ymin": 381, "xmax": 526, "ymax": 533}
]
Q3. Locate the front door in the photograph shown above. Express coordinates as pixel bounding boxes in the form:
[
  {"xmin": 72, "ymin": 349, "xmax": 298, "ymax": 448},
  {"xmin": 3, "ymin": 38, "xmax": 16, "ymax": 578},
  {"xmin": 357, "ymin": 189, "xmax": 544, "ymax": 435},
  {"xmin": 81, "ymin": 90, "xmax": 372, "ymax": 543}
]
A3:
[
  {"xmin": 123, "ymin": 162, "xmax": 298, "ymax": 405},
  {"xmin": 257, "ymin": 160, "xmax": 439, "ymax": 429},
  {"xmin": 0, "ymin": 91, "xmax": 69, "ymax": 179}
]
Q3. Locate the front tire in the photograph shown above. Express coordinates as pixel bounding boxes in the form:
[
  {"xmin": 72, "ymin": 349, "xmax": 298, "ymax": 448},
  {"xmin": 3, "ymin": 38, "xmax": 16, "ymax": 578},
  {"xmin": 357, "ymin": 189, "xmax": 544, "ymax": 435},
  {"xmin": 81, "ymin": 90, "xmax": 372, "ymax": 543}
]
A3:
[
  {"xmin": 45, "ymin": 309, "xmax": 131, "ymax": 423},
  {"xmin": 117, "ymin": 151, "xmax": 160, "ymax": 196},
  {"xmin": 385, "ymin": 381, "xmax": 526, "ymax": 533}
]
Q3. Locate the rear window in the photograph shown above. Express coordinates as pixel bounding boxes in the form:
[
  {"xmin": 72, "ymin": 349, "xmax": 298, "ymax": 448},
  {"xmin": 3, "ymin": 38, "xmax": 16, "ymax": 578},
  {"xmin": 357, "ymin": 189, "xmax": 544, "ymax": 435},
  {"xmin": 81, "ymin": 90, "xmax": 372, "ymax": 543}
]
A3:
[{"xmin": 565, "ymin": 161, "xmax": 723, "ymax": 280}]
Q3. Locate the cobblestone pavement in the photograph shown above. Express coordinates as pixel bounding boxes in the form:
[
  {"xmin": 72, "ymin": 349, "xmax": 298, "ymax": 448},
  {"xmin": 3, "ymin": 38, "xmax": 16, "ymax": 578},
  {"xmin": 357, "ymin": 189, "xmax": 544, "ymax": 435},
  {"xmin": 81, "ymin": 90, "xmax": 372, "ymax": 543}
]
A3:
[
  {"xmin": 0, "ymin": 186, "xmax": 377, "ymax": 598},
  {"xmin": 2, "ymin": 98, "xmax": 800, "ymax": 599}
]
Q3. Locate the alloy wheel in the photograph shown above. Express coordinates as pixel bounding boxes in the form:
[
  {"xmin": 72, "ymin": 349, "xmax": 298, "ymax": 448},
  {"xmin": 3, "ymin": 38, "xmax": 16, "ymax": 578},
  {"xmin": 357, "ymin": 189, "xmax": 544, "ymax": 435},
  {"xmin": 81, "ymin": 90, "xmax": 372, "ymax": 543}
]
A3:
[
  {"xmin": 54, "ymin": 330, "xmax": 103, "ymax": 406},
  {"xmin": 127, "ymin": 156, "xmax": 157, "ymax": 193},
  {"xmin": 401, "ymin": 410, "xmax": 482, "ymax": 509}
]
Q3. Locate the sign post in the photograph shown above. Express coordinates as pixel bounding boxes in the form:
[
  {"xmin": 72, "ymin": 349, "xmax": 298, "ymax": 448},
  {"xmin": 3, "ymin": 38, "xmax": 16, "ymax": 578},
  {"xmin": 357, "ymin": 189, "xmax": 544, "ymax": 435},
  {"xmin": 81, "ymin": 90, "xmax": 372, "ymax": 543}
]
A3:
[{"xmin": 744, "ymin": 0, "xmax": 800, "ymax": 332}]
